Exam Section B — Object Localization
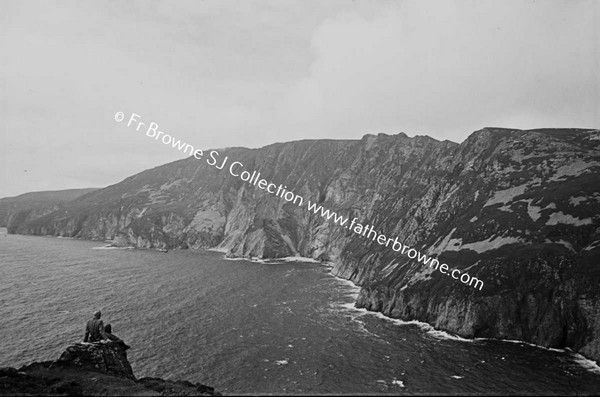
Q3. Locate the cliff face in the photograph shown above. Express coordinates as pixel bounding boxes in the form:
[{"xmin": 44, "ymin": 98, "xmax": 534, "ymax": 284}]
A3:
[
  {"xmin": 0, "ymin": 188, "xmax": 98, "ymax": 230},
  {"xmin": 335, "ymin": 128, "xmax": 600, "ymax": 364},
  {"xmin": 0, "ymin": 342, "xmax": 218, "ymax": 396},
  {"xmin": 8, "ymin": 128, "xmax": 600, "ymax": 362}
]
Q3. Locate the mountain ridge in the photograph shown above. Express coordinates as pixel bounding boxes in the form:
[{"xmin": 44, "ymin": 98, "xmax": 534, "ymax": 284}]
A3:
[{"xmin": 0, "ymin": 188, "xmax": 99, "ymax": 230}]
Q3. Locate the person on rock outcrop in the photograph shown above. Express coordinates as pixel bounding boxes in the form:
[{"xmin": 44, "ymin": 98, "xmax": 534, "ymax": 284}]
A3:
[
  {"xmin": 103, "ymin": 323, "xmax": 130, "ymax": 349},
  {"xmin": 103, "ymin": 323, "xmax": 121, "ymax": 342},
  {"xmin": 83, "ymin": 310, "xmax": 107, "ymax": 343}
]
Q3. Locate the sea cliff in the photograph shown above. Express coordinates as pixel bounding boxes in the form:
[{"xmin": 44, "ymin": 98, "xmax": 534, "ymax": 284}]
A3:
[{"xmin": 2, "ymin": 127, "xmax": 599, "ymax": 363}]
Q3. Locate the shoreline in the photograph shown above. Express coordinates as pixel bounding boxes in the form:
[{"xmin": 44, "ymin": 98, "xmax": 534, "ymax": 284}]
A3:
[
  {"xmin": 207, "ymin": 248, "xmax": 327, "ymax": 265},
  {"xmin": 331, "ymin": 272, "xmax": 600, "ymax": 374},
  {"xmin": 7, "ymin": 233, "xmax": 600, "ymax": 374}
]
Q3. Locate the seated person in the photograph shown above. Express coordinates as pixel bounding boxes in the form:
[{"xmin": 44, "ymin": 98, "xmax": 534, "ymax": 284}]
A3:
[
  {"xmin": 83, "ymin": 310, "xmax": 106, "ymax": 343},
  {"xmin": 103, "ymin": 324, "xmax": 122, "ymax": 341},
  {"xmin": 103, "ymin": 323, "xmax": 130, "ymax": 349}
]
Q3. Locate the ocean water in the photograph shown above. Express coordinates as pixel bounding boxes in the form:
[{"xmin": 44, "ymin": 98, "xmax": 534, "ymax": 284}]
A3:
[{"xmin": 1, "ymin": 234, "xmax": 599, "ymax": 395}]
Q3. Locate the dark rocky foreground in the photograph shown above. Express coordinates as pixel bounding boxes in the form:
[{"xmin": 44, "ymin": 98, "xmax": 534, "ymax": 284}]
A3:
[
  {"xmin": 0, "ymin": 342, "xmax": 220, "ymax": 396},
  {"xmin": 2, "ymin": 127, "xmax": 600, "ymax": 364}
]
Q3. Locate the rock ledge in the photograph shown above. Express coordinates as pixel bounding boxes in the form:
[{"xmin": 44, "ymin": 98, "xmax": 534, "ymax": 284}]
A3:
[{"xmin": 0, "ymin": 342, "xmax": 220, "ymax": 396}]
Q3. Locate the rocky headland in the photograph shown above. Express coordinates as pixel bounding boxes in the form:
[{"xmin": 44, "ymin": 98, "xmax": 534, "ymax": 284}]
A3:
[
  {"xmin": 2, "ymin": 127, "xmax": 600, "ymax": 364},
  {"xmin": 0, "ymin": 342, "xmax": 219, "ymax": 396},
  {"xmin": 0, "ymin": 188, "xmax": 97, "ymax": 229}
]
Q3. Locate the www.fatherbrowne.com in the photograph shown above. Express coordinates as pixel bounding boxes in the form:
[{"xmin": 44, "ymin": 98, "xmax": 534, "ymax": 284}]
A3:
[
  {"xmin": 305, "ymin": 203, "xmax": 484, "ymax": 290},
  {"xmin": 116, "ymin": 111, "xmax": 484, "ymax": 291}
]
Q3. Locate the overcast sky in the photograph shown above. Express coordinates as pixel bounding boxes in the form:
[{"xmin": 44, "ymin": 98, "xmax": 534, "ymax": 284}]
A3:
[{"xmin": 1, "ymin": 0, "xmax": 598, "ymax": 198}]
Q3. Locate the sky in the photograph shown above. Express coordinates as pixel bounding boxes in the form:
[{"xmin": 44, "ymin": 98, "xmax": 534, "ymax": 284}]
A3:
[{"xmin": 1, "ymin": 0, "xmax": 598, "ymax": 198}]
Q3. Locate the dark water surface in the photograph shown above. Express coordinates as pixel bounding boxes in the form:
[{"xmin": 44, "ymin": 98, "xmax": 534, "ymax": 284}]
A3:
[{"xmin": 1, "ymin": 234, "xmax": 599, "ymax": 395}]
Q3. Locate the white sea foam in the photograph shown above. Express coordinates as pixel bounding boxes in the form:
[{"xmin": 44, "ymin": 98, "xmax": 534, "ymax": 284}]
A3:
[
  {"xmin": 425, "ymin": 328, "xmax": 474, "ymax": 342},
  {"xmin": 219, "ymin": 253, "xmax": 324, "ymax": 265},
  {"xmin": 373, "ymin": 313, "xmax": 473, "ymax": 342},
  {"xmin": 475, "ymin": 337, "xmax": 565, "ymax": 353},
  {"xmin": 332, "ymin": 273, "xmax": 600, "ymax": 376},
  {"xmin": 337, "ymin": 302, "xmax": 359, "ymax": 311},
  {"xmin": 332, "ymin": 275, "xmax": 361, "ymax": 290},
  {"xmin": 376, "ymin": 379, "xmax": 405, "ymax": 388},
  {"xmin": 221, "ymin": 256, "xmax": 285, "ymax": 264},
  {"xmin": 332, "ymin": 276, "xmax": 361, "ymax": 302},
  {"xmin": 279, "ymin": 256, "xmax": 320, "ymax": 263},
  {"xmin": 222, "ymin": 257, "xmax": 251, "ymax": 262},
  {"xmin": 352, "ymin": 317, "xmax": 385, "ymax": 340},
  {"xmin": 206, "ymin": 247, "xmax": 228, "ymax": 253},
  {"xmin": 91, "ymin": 245, "xmax": 134, "ymax": 250},
  {"xmin": 331, "ymin": 275, "xmax": 472, "ymax": 342},
  {"xmin": 475, "ymin": 337, "xmax": 600, "ymax": 374},
  {"xmin": 332, "ymin": 273, "xmax": 600, "ymax": 374},
  {"xmin": 333, "ymin": 276, "xmax": 359, "ymax": 287},
  {"xmin": 572, "ymin": 353, "xmax": 600, "ymax": 374},
  {"xmin": 249, "ymin": 258, "xmax": 271, "ymax": 264},
  {"xmin": 334, "ymin": 295, "xmax": 473, "ymax": 342}
]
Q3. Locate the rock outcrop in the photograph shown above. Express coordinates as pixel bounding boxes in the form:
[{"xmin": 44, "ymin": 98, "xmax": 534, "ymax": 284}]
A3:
[
  {"xmin": 56, "ymin": 342, "xmax": 135, "ymax": 380},
  {"xmin": 5, "ymin": 127, "xmax": 600, "ymax": 364},
  {"xmin": 0, "ymin": 342, "xmax": 219, "ymax": 396}
]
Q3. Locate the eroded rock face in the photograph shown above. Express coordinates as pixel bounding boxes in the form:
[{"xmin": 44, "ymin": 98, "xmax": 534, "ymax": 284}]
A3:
[
  {"xmin": 7, "ymin": 128, "xmax": 600, "ymax": 363},
  {"xmin": 56, "ymin": 342, "xmax": 135, "ymax": 380},
  {"xmin": 1, "ymin": 343, "xmax": 219, "ymax": 396}
]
